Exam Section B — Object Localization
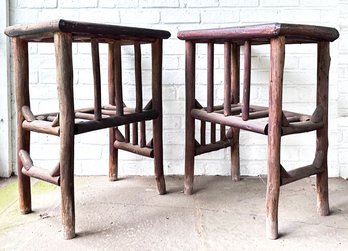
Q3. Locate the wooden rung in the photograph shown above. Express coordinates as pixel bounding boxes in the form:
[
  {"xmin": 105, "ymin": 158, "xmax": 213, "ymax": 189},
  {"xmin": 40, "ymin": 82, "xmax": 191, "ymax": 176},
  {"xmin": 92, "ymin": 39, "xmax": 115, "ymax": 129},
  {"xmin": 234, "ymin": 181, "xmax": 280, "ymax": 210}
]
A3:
[
  {"xmin": 220, "ymin": 124, "xmax": 226, "ymax": 140},
  {"xmin": 22, "ymin": 120, "xmax": 60, "ymax": 136},
  {"xmin": 246, "ymin": 110, "xmax": 269, "ymax": 119},
  {"xmin": 125, "ymin": 124, "xmax": 130, "ymax": 143},
  {"xmin": 281, "ymin": 121, "xmax": 324, "ymax": 136},
  {"xmin": 281, "ymin": 112, "xmax": 290, "ymax": 127},
  {"xmin": 132, "ymin": 122, "xmax": 138, "ymax": 145},
  {"xmin": 313, "ymin": 150, "xmax": 325, "ymax": 169},
  {"xmin": 114, "ymin": 41, "xmax": 123, "ymax": 116},
  {"xmin": 91, "ymin": 39, "xmax": 102, "ymax": 121},
  {"xmin": 19, "ymin": 150, "xmax": 60, "ymax": 186},
  {"xmin": 75, "ymin": 110, "xmax": 159, "ymax": 135},
  {"xmin": 311, "ymin": 105, "xmax": 323, "ymax": 123},
  {"xmin": 192, "ymin": 109, "xmax": 267, "ymax": 135},
  {"xmin": 75, "ymin": 112, "xmax": 108, "ymax": 120},
  {"xmin": 280, "ymin": 164, "xmax": 323, "ymax": 186},
  {"xmin": 114, "ymin": 141, "xmax": 153, "ymax": 158},
  {"xmin": 231, "ymin": 44, "xmax": 240, "ymax": 104},
  {"xmin": 22, "ymin": 166, "xmax": 60, "ymax": 186},
  {"xmin": 134, "ymin": 42, "xmax": 143, "ymax": 113},
  {"xmin": 51, "ymin": 114, "xmax": 60, "ymax": 127},
  {"xmin": 242, "ymin": 40, "xmax": 251, "ymax": 121},
  {"xmin": 115, "ymin": 128, "xmax": 125, "ymax": 142},
  {"xmin": 224, "ymin": 42, "xmax": 231, "ymax": 116},
  {"xmin": 195, "ymin": 139, "xmax": 231, "ymax": 156},
  {"xmin": 140, "ymin": 121, "xmax": 146, "ymax": 147},
  {"xmin": 210, "ymin": 123, "xmax": 216, "ymax": 143},
  {"xmin": 19, "ymin": 149, "xmax": 33, "ymax": 170},
  {"xmin": 49, "ymin": 162, "xmax": 60, "ymax": 177},
  {"xmin": 207, "ymin": 42, "xmax": 214, "ymax": 113},
  {"xmin": 22, "ymin": 106, "xmax": 36, "ymax": 122},
  {"xmin": 201, "ymin": 121, "xmax": 206, "ymax": 146},
  {"xmin": 146, "ymin": 139, "xmax": 153, "ymax": 148}
]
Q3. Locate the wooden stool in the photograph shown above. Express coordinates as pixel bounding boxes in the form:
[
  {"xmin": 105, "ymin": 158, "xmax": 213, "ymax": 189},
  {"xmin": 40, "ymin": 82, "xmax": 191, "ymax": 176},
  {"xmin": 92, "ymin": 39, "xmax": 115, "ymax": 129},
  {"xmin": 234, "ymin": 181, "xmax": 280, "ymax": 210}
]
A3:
[
  {"xmin": 5, "ymin": 19, "xmax": 170, "ymax": 239},
  {"xmin": 178, "ymin": 23, "xmax": 339, "ymax": 239}
]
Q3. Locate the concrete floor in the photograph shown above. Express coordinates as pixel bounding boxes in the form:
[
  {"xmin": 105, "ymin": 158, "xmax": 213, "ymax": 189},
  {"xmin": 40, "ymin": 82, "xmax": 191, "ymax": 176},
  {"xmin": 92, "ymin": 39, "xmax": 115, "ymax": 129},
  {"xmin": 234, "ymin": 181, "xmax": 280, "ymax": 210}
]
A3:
[{"xmin": 0, "ymin": 175, "xmax": 347, "ymax": 250}]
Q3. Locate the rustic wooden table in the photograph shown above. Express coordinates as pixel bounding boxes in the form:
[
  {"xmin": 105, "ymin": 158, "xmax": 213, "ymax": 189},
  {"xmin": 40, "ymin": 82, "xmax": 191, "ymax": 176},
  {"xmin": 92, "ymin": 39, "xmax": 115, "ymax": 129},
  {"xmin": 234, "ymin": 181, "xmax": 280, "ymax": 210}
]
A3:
[
  {"xmin": 178, "ymin": 23, "xmax": 339, "ymax": 239},
  {"xmin": 5, "ymin": 19, "xmax": 170, "ymax": 239}
]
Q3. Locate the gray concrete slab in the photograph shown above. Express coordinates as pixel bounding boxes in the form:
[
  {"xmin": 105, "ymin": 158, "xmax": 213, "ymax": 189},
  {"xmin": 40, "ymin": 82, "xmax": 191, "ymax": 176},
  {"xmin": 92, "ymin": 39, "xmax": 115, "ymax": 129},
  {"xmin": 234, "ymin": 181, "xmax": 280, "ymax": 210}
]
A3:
[{"xmin": 0, "ymin": 176, "xmax": 347, "ymax": 250}]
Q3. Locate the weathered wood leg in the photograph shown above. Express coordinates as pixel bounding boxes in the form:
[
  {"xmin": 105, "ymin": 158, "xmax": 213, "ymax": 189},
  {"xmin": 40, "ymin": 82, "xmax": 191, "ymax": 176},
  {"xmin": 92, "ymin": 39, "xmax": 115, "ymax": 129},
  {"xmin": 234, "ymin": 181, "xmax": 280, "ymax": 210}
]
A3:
[
  {"xmin": 54, "ymin": 32, "xmax": 75, "ymax": 239},
  {"xmin": 266, "ymin": 36, "xmax": 285, "ymax": 240},
  {"xmin": 184, "ymin": 41, "xmax": 196, "ymax": 195},
  {"xmin": 316, "ymin": 42, "xmax": 330, "ymax": 216},
  {"xmin": 13, "ymin": 38, "xmax": 31, "ymax": 214},
  {"xmin": 231, "ymin": 128, "xmax": 240, "ymax": 181},
  {"xmin": 108, "ymin": 43, "xmax": 118, "ymax": 181},
  {"xmin": 152, "ymin": 39, "xmax": 166, "ymax": 195},
  {"xmin": 231, "ymin": 44, "xmax": 240, "ymax": 181}
]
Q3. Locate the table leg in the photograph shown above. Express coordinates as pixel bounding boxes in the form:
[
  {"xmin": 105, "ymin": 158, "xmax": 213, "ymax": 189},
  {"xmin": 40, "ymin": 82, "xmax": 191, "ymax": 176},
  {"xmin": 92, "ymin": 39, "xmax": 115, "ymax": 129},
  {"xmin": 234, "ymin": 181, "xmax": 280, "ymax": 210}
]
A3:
[
  {"xmin": 316, "ymin": 42, "xmax": 330, "ymax": 216},
  {"xmin": 231, "ymin": 44, "xmax": 240, "ymax": 181},
  {"xmin": 13, "ymin": 38, "xmax": 31, "ymax": 214},
  {"xmin": 108, "ymin": 43, "xmax": 118, "ymax": 181},
  {"xmin": 184, "ymin": 41, "xmax": 196, "ymax": 195},
  {"xmin": 152, "ymin": 39, "xmax": 166, "ymax": 195},
  {"xmin": 266, "ymin": 36, "xmax": 285, "ymax": 240},
  {"xmin": 54, "ymin": 32, "xmax": 75, "ymax": 239}
]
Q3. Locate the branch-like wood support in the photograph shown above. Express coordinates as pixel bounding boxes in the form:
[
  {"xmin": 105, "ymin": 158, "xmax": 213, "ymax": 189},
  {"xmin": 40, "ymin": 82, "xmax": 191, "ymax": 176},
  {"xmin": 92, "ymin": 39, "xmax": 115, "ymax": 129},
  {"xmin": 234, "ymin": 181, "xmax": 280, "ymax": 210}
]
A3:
[{"xmin": 19, "ymin": 150, "xmax": 60, "ymax": 186}]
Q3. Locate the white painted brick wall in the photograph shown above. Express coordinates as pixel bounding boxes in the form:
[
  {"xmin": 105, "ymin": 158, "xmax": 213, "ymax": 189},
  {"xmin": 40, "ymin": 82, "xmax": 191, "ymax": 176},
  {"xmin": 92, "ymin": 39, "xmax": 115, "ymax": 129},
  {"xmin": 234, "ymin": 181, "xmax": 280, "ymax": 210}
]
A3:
[{"xmin": 6, "ymin": 0, "xmax": 347, "ymax": 178}]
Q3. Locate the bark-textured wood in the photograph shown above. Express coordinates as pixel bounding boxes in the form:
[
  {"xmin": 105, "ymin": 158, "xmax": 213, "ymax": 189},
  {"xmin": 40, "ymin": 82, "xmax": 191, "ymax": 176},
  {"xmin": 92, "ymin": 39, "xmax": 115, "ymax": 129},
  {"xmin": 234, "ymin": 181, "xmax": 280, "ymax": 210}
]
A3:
[
  {"xmin": 152, "ymin": 39, "xmax": 166, "ymax": 195},
  {"xmin": 5, "ymin": 19, "xmax": 171, "ymax": 42},
  {"xmin": 316, "ymin": 42, "xmax": 330, "ymax": 216},
  {"xmin": 51, "ymin": 114, "xmax": 60, "ymax": 127},
  {"xmin": 177, "ymin": 23, "xmax": 339, "ymax": 44},
  {"xmin": 114, "ymin": 41, "xmax": 123, "ymax": 116},
  {"xmin": 266, "ymin": 36, "xmax": 285, "ymax": 240},
  {"xmin": 224, "ymin": 42, "xmax": 231, "ymax": 116},
  {"xmin": 22, "ymin": 120, "xmax": 60, "ymax": 136},
  {"xmin": 13, "ymin": 38, "xmax": 32, "ymax": 214},
  {"xmin": 19, "ymin": 150, "xmax": 60, "ymax": 186},
  {"xmin": 231, "ymin": 44, "xmax": 240, "ymax": 104},
  {"xmin": 242, "ymin": 40, "xmax": 251, "ymax": 121},
  {"xmin": 91, "ymin": 39, "xmax": 102, "ymax": 121},
  {"xmin": 191, "ymin": 109, "xmax": 267, "ymax": 135},
  {"xmin": 184, "ymin": 41, "xmax": 196, "ymax": 195},
  {"xmin": 50, "ymin": 162, "xmax": 60, "ymax": 177},
  {"xmin": 132, "ymin": 123, "xmax": 138, "ymax": 145},
  {"xmin": 22, "ymin": 106, "xmax": 36, "ymax": 122},
  {"xmin": 231, "ymin": 43, "xmax": 240, "ymax": 181},
  {"xmin": 134, "ymin": 42, "xmax": 143, "ymax": 113},
  {"xmin": 201, "ymin": 121, "xmax": 206, "ymax": 146},
  {"xmin": 207, "ymin": 43, "xmax": 214, "ymax": 113},
  {"xmin": 114, "ymin": 141, "xmax": 153, "ymax": 158},
  {"xmin": 54, "ymin": 32, "xmax": 75, "ymax": 240},
  {"xmin": 195, "ymin": 139, "xmax": 231, "ymax": 155},
  {"xmin": 75, "ymin": 110, "xmax": 158, "ymax": 134},
  {"xmin": 108, "ymin": 43, "xmax": 118, "ymax": 181},
  {"xmin": 210, "ymin": 123, "xmax": 216, "ymax": 144},
  {"xmin": 134, "ymin": 43, "xmax": 142, "ymax": 147}
]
